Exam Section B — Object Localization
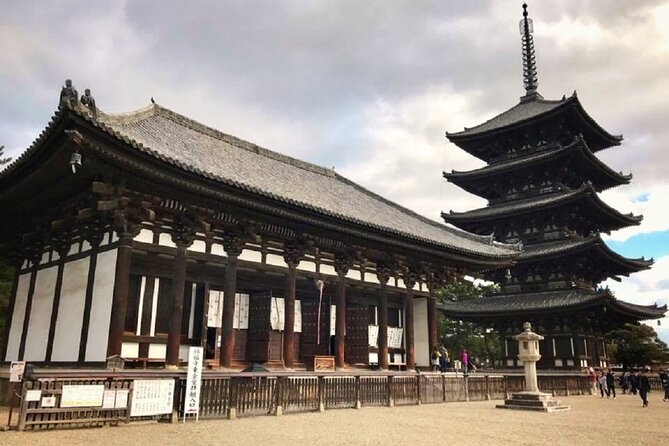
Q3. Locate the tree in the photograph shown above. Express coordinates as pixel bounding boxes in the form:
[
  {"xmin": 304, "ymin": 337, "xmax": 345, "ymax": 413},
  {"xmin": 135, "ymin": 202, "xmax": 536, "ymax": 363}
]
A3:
[
  {"xmin": 0, "ymin": 145, "xmax": 10, "ymax": 166},
  {"xmin": 607, "ymin": 322, "xmax": 669, "ymax": 370},
  {"xmin": 436, "ymin": 278, "xmax": 500, "ymax": 367}
]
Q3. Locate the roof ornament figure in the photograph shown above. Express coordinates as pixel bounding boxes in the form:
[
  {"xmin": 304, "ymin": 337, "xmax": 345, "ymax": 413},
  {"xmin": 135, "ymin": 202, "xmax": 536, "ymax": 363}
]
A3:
[
  {"xmin": 80, "ymin": 88, "xmax": 97, "ymax": 117},
  {"xmin": 59, "ymin": 79, "xmax": 79, "ymax": 109},
  {"xmin": 519, "ymin": 4, "xmax": 541, "ymax": 102}
]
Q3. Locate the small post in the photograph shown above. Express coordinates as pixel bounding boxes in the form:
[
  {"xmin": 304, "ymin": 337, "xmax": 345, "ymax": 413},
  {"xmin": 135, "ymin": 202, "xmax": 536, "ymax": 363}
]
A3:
[
  {"xmin": 387, "ymin": 376, "xmax": 394, "ymax": 407},
  {"xmin": 318, "ymin": 376, "xmax": 325, "ymax": 412},
  {"xmin": 355, "ymin": 376, "xmax": 361, "ymax": 409},
  {"xmin": 17, "ymin": 381, "xmax": 29, "ymax": 431},
  {"xmin": 464, "ymin": 375, "xmax": 469, "ymax": 402},
  {"xmin": 485, "ymin": 375, "xmax": 491, "ymax": 401},
  {"xmin": 416, "ymin": 375, "xmax": 421, "ymax": 405},
  {"xmin": 564, "ymin": 376, "xmax": 570, "ymax": 396},
  {"xmin": 275, "ymin": 377, "xmax": 283, "ymax": 416},
  {"xmin": 442, "ymin": 374, "xmax": 447, "ymax": 402}
]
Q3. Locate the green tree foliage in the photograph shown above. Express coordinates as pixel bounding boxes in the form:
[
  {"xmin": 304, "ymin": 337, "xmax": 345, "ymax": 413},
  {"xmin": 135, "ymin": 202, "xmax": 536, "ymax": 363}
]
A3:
[
  {"xmin": 0, "ymin": 261, "xmax": 14, "ymax": 350},
  {"xmin": 436, "ymin": 278, "xmax": 500, "ymax": 367},
  {"xmin": 607, "ymin": 322, "xmax": 669, "ymax": 370}
]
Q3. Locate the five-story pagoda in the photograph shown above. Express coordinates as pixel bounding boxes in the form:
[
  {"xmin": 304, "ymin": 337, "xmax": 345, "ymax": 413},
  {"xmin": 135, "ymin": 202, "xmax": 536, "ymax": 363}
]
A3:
[{"xmin": 439, "ymin": 4, "xmax": 666, "ymax": 369}]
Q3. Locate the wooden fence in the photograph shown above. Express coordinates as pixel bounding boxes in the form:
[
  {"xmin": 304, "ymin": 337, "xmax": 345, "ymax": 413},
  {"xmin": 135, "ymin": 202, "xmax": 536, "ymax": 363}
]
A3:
[{"xmin": 9, "ymin": 371, "xmax": 596, "ymax": 430}]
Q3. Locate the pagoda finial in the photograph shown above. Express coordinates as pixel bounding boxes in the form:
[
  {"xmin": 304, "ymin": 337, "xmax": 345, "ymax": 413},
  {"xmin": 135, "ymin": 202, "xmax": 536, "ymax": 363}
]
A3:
[{"xmin": 519, "ymin": 3, "xmax": 540, "ymax": 101}]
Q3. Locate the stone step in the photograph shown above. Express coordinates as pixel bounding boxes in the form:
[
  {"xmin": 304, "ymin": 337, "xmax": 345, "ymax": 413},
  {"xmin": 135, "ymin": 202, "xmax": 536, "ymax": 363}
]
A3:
[
  {"xmin": 503, "ymin": 398, "xmax": 562, "ymax": 407},
  {"xmin": 496, "ymin": 403, "xmax": 571, "ymax": 413}
]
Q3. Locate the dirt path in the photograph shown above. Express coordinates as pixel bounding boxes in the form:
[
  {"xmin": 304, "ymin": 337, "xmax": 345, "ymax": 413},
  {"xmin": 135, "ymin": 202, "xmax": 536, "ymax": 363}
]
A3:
[{"xmin": 1, "ymin": 392, "xmax": 668, "ymax": 446}]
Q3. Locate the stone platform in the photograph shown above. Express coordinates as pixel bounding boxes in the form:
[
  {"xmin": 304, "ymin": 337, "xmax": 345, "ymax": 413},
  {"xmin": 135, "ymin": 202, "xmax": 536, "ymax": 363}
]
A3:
[{"xmin": 496, "ymin": 392, "xmax": 570, "ymax": 413}]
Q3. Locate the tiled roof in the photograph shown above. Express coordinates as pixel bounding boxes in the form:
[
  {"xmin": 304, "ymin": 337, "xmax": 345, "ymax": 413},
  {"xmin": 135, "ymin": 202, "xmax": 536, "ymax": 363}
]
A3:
[
  {"xmin": 1, "ymin": 103, "xmax": 520, "ymax": 260},
  {"xmin": 442, "ymin": 183, "xmax": 642, "ymax": 228},
  {"xmin": 444, "ymin": 137, "xmax": 631, "ymax": 190},
  {"xmin": 437, "ymin": 289, "xmax": 666, "ymax": 319},
  {"xmin": 447, "ymin": 96, "xmax": 567, "ymax": 138}
]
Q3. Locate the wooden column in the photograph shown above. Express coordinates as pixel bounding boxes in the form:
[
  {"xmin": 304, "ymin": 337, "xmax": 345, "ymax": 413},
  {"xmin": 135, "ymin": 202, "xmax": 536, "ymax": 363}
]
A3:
[
  {"xmin": 0, "ymin": 252, "xmax": 23, "ymax": 363},
  {"xmin": 166, "ymin": 243, "xmax": 189, "ymax": 367},
  {"xmin": 107, "ymin": 231, "xmax": 135, "ymax": 357},
  {"xmin": 334, "ymin": 253, "xmax": 352, "ymax": 369},
  {"xmin": 426, "ymin": 275, "xmax": 438, "ymax": 356},
  {"xmin": 221, "ymin": 231, "xmax": 244, "ymax": 368},
  {"xmin": 377, "ymin": 264, "xmax": 391, "ymax": 370},
  {"xmin": 403, "ymin": 270, "xmax": 417, "ymax": 370},
  {"xmin": 282, "ymin": 243, "xmax": 303, "ymax": 369},
  {"xmin": 44, "ymin": 235, "xmax": 71, "ymax": 362}
]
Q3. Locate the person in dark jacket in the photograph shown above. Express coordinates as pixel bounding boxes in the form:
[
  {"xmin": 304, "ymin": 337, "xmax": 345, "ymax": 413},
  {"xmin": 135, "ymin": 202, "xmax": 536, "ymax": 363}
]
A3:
[
  {"xmin": 659, "ymin": 368, "xmax": 669, "ymax": 401},
  {"xmin": 619, "ymin": 372, "xmax": 629, "ymax": 394},
  {"xmin": 629, "ymin": 371, "xmax": 638, "ymax": 395},
  {"xmin": 605, "ymin": 370, "xmax": 616, "ymax": 398},
  {"xmin": 638, "ymin": 369, "xmax": 651, "ymax": 407}
]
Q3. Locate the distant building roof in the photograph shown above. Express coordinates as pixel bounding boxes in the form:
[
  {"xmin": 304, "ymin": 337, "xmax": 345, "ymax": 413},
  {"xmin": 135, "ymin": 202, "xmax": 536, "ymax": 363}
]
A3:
[{"xmin": 437, "ymin": 289, "xmax": 666, "ymax": 320}]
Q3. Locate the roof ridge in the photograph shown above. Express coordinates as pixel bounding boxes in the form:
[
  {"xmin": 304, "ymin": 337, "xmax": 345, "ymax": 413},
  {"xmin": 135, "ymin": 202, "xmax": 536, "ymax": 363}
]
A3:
[{"xmin": 151, "ymin": 104, "xmax": 337, "ymax": 178}]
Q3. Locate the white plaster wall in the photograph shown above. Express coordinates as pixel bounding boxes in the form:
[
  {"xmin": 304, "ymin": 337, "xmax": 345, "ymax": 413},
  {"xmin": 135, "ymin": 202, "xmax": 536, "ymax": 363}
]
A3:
[
  {"xmin": 364, "ymin": 272, "xmax": 380, "ymax": 284},
  {"xmin": 239, "ymin": 249, "xmax": 262, "ymax": 263},
  {"xmin": 51, "ymin": 257, "xmax": 89, "ymax": 361},
  {"xmin": 23, "ymin": 266, "xmax": 58, "ymax": 361},
  {"xmin": 320, "ymin": 264, "xmax": 336, "ymax": 276},
  {"xmin": 265, "ymin": 253, "xmax": 284, "ymax": 267},
  {"xmin": 148, "ymin": 343, "xmax": 166, "ymax": 359},
  {"xmin": 413, "ymin": 297, "xmax": 429, "ymax": 368},
  {"xmin": 211, "ymin": 244, "xmax": 226, "ymax": 257},
  {"xmin": 4, "ymin": 273, "xmax": 31, "ymax": 361},
  {"xmin": 296, "ymin": 261, "xmax": 316, "ymax": 272},
  {"xmin": 85, "ymin": 249, "xmax": 118, "ymax": 362},
  {"xmin": 158, "ymin": 233, "xmax": 176, "ymax": 248},
  {"xmin": 189, "ymin": 239, "xmax": 206, "ymax": 253},
  {"xmin": 179, "ymin": 345, "xmax": 189, "ymax": 361},
  {"xmin": 346, "ymin": 268, "xmax": 359, "ymax": 280},
  {"xmin": 134, "ymin": 229, "xmax": 154, "ymax": 244},
  {"xmin": 121, "ymin": 342, "xmax": 139, "ymax": 358}
]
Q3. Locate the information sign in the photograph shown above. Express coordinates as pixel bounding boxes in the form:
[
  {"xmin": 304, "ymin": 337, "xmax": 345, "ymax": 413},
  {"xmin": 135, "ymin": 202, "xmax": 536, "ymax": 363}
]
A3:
[
  {"xmin": 60, "ymin": 384, "xmax": 105, "ymax": 408},
  {"xmin": 9, "ymin": 361, "xmax": 26, "ymax": 382},
  {"xmin": 130, "ymin": 379, "xmax": 174, "ymax": 417},
  {"xmin": 183, "ymin": 346, "xmax": 204, "ymax": 420}
]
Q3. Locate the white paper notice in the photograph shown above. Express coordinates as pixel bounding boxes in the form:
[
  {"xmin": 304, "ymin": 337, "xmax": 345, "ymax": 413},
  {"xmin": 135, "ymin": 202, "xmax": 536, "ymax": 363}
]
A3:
[
  {"xmin": 102, "ymin": 390, "xmax": 116, "ymax": 409},
  {"xmin": 130, "ymin": 380, "xmax": 174, "ymax": 417},
  {"xmin": 60, "ymin": 384, "xmax": 105, "ymax": 408},
  {"xmin": 115, "ymin": 389, "xmax": 129, "ymax": 409},
  {"xmin": 25, "ymin": 390, "xmax": 41, "ymax": 402}
]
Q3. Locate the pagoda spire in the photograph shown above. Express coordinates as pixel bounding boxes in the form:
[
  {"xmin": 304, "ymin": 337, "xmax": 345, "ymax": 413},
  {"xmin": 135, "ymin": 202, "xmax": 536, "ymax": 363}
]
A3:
[{"xmin": 520, "ymin": 3, "xmax": 541, "ymax": 102}]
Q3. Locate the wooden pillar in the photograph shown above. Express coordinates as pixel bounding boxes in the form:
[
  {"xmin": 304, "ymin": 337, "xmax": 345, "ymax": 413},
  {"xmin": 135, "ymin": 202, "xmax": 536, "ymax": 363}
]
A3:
[
  {"xmin": 0, "ymin": 253, "xmax": 23, "ymax": 363},
  {"xmin": 403, "ymin": 270, "xmax": 417, "ymax": 370},
  {"xmin": 107, "ymin": 232, "xmax": 134, "ymax": 357},
  {"xmin": 334, "ymin": 253, "xmax": 352, "ymax": 369},
  {"xmin": 377, "ymin": 264, "xmax": 390, "ymax": 370},
  {"xmin": 166, "ymin": 243, "xmax": 189, "ymax": 367},
  {"xmin": 221, "ymin": 232, "xmax": 243, "ymax": 368},
  {"xmin": 283, "ymin": 264, "xmax": 297, "ymax": 368},
  {"xmin": 427, "ymin": 279, "xmax": 438, "ymax": 355}
]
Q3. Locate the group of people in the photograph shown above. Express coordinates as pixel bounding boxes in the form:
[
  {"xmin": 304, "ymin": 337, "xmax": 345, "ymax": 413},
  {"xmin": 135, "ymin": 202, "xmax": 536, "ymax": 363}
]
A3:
[
  {"xmin": 590, "ymin": 367, "xmax": 664, "ymax": 407},
  {"xmin": 431, "ymin": 346, "xmax": 477, "ymax": 374}
]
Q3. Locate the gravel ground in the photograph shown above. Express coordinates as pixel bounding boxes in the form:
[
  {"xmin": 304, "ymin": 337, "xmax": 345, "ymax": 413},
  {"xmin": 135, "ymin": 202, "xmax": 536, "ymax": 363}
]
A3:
[{"xmin": 1, "ymin": 392, "xmax": 668, "ymax": 446}]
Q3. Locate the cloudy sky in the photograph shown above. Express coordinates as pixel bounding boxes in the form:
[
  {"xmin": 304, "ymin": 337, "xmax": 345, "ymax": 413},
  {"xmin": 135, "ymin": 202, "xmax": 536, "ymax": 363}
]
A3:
[{"xmin": 2, "ymin": 1, "xmax": 668, "ymax": 339}]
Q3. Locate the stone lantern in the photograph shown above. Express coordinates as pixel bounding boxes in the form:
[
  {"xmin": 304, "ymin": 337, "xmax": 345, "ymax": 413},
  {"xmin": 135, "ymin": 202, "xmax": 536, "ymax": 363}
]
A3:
[{"xmin": 497, "ymin": 322, "xmax": 570, "ymax": 412}]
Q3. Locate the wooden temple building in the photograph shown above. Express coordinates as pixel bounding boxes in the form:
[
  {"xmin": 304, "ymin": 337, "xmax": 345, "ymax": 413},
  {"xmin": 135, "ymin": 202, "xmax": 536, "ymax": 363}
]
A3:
[
  {"xmin": 0, "ymin": 80, "xmax": 521, "ymax": 370},
  {"xmin": 439, "ymin": 5, "xmax": 666, "ymax": 369}
]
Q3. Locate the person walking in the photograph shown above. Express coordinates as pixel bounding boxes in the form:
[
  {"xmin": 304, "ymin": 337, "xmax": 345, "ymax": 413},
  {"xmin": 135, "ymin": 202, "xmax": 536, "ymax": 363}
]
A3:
[
  {"xmin": 638, "ymin": 369, "xmax": 651, "ymax": 407},
  {"xmin": 659, "ymin": 368, "xmax": 669, "ymax": 401},
  {"xmin": 606, "ymin": 370, "xmax": 616, "ymax": 399},
  {"xmin": 598, "ymin": 371, "xmax": 608, "ymax": 398},
  {"xmin": 619, "ymin": 372, "xmax": 628, "ymax": 395},
  {"xmin": 460, "ymin": 349, "xmax": 469, "ymax": 374},
  {"xmin": 438, "ymin": 345, "xmax": 449, "ymax": 373},
  {"xmin": 589, "ymin": 367, "xmax": 597, "ymax": 395},
  {"xmin": 629, "ymin": 371, "xmax": 638, "ymax": 395},
  {"xmin": 431, "ymin": 347, "xmax": 441, "ymax": 372}
]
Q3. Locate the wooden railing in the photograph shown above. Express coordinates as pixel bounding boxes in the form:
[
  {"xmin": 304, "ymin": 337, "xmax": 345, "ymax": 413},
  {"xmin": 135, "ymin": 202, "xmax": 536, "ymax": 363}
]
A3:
[{"xmin": 11, "ymin": 372, "xmax": 596, "ymax": 430}]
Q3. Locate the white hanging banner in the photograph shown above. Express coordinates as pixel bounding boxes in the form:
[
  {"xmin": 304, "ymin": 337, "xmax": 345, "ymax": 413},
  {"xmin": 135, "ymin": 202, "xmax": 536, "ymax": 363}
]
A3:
[
  {"xmin": 368, "ymin": 325, "xmax": 379, "ymax": 347},
  {"xmin": 207, "ymin": 290, "xmax": 223, "ymax": 328},
  {"xmin": 269, "ymin": 297, "xmax": 302, "ymax": 332},
  {"xmin": 184, "ymin": 346, "xmax": 204, "ymax": 421}
]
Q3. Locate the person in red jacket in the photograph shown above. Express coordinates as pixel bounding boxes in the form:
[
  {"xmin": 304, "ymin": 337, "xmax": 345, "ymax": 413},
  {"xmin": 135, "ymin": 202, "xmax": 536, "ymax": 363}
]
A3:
[{"xmin": 460, "ymin": 349, "xmax": 469, "ymax": 374}]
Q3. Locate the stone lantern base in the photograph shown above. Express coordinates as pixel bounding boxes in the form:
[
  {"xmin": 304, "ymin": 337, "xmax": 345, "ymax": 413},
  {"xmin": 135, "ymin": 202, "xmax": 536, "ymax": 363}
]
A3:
[{"xmin": 496, "ymin": 391, "xmax": 570, "ymax": 413}]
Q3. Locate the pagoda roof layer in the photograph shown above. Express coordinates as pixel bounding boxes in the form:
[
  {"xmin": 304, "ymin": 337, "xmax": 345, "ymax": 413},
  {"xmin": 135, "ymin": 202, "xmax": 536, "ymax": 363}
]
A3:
[
  {"xmin": 442, "ymin": 183, "xmax": 642, "ymax": 230},
  {"xmin": 446, "ymin": 94, "xmax": 622, "ymax": 156},
  {"xmin": 518, "ymin": 236, "xmax": 653, "ymax": 275},
  {"xmin": 437, "ymin": 289, "xmax": 666, "ymax": 320},
  {"xmin": 444, "ymin": 137, "xmax": 631, "ymax": 195},
  {"xmin": 0, "ymin": 103, "xmax": 521, "ymax": 261}
]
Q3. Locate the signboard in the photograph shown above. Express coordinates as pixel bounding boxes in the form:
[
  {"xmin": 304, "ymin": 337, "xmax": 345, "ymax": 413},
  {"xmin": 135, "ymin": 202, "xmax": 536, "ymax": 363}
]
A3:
[
  {"xmin": 130, "ymin": 379, "xmax": 174, "ymax": 417},
  {"xmin": 41, "ymin": 396, "xmax": 56, "ymax": 408},
  {"xmin": 102, "ymin": 390, "xmax": 117, "ymax": 409},
  {"xmin": 183, "ymin": 346, "xmax": 204, "ymax": 419},
  {"xmin": 9, "ymin": 361, "xmax": 26, "ymax": 382},
  {"xmin": 207, "ymin": 290, "xmax": 223, "ymax": 327},
  {"xmin": 330, "ymin": 305, "xmax": 337, "ymax": 336},
  {"xmin": 368, "ymin": 325, "xmax": 379, "ymax": 347},
  {"xmin": 270, "ymin": 297, "xmax": 302, "ymax": 332},
  {"xmin": 60, "ymin": 384, "xmax": 105, "ymax": 408},
  {"xmin": 115, "ymin": 389, "xmax": 129, "ymax": 409},
  {"xmin": 234, "ymin": 293, "xmax": 250, "ymax": 329},
  {"xmin": 388, "ymin": 327, "xmax": 404, "ymax": 349},
  {"xmin": 25, "ymin": 390, "xmax": 41, "ymax": 402}
]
